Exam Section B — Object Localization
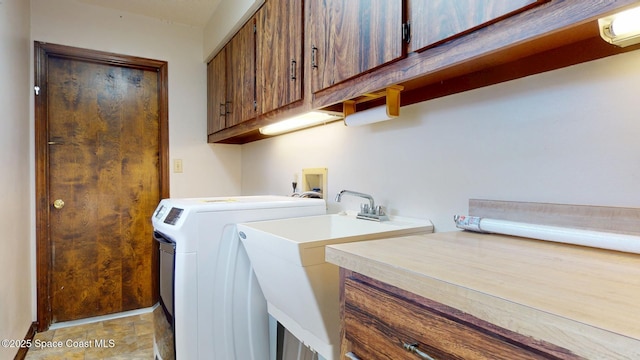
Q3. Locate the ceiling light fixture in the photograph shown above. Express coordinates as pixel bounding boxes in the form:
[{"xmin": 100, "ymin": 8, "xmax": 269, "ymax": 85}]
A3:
[
  {"xmin": 599, "ymin": 6, "xmax": 640, "ymax": 47},
  {"xmin": 258, "ymin": 111, "xmax": 342, "ymax": 136}
]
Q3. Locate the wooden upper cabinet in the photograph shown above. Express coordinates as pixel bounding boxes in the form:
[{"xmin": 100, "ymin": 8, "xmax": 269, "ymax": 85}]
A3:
[
  {"xmin": 256, "ymin": 0, "xmax": 303, "ymax": 115},
  {"xmin": 309, "ymin": 0, "xmax": 404, "ymax": 93},
  {"xmin": 408, "ymin": 0, "xmax": 546, "ymax": 53},
  {"xmin": 226, "ymin": 17, "xmax": 257, "ymax": 127},
  {"xmin": 207, "ymin": 16, "xmax": 257, "ymax": 135},
  {"xmin": 207, "ymin": 48, "xmax": 226, "ymax": 135}
]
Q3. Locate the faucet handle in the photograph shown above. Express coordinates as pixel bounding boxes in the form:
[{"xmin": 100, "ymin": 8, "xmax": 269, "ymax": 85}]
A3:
[
  {"xmin": 360, "ymin": 204, "xmax": 386, "ymax": 216},
  {"xmin": 356, "ymin": 205, "xmax": 390, "ymax": 222}
]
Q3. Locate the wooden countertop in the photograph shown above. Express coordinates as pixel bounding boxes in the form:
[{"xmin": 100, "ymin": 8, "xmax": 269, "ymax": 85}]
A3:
[{"xmin": 326, "ymin": 231, "xmax": 640, "ymax": 359}]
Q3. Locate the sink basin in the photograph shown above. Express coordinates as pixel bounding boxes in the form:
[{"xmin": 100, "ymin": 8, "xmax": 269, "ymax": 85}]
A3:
[{"xmin": 237, "ymin": 213, "xmax": 433, "ymax": 360}]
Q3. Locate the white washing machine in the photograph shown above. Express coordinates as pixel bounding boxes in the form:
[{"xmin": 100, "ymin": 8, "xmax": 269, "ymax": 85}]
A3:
[{"xmin": 151, "ymin": 196, "xmax": 326, "ymax": 359}]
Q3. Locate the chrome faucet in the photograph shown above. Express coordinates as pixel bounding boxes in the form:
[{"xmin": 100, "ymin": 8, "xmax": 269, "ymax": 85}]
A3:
[
  {"xmin": 335, "ymin": 190, "xmax": 375, "ymax": 208},
  {"xmin": 335, "ymin": 190, "xmax": 389, "ymax": 221}
]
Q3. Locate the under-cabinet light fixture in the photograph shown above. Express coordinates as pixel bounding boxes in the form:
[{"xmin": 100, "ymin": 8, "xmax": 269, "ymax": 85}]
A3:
[
  {"xmin": 599, "ymin": 6, "xmax": 640, "ymax": 47},
  {"xmin": 258, "ymin": 111, "xmax": 342, "ymax": 136}
]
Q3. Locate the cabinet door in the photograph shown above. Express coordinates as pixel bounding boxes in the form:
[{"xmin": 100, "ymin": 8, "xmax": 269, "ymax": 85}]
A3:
[
  {"xmin": 408, "ymin": 0, "xmax": 544, "ymax": 53},
  {"xmin": 257, "ymin": 0, "xmax": 303, "ymax": 114},
  {"xmin": 207, "ymin": 49, "xmax": 226, "ymax": 134},
  {"xmin": 309, "ymin": 0, "xmax": 404, "ymax": 93},
  {"xmin": 226, "ymin": 17, "xmax": 257, "ymax": 127}
]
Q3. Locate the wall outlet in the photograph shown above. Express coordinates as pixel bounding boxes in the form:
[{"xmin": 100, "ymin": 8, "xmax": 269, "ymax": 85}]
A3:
[{"xmin": 173, "ymin": 159, "xmax": 183, "ymax": 173}]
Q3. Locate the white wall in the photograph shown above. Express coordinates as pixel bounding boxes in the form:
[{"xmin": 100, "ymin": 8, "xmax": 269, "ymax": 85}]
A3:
[
  {"xmin": 0, "ymin": 0, "xmax": 33, "ymax": 358},
  {"xmin": 31, "ymin": 0, "xmax": 242, "ymax": 199},
  {"xmin": 241, "ymin": 50, "xmax": 640, "ymax": 232},
  {"xmin": 202, "ymin": 0, "xmax": 263, "ymax": 60}
]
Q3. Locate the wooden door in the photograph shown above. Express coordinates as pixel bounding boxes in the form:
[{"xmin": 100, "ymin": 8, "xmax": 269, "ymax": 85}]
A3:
[
  {"xmin": 309, "ymin": 0, "xmax": 404, "ymax": 93},
  {"xmin": 256, "ymin": 0, "xmax": 303, "ymax": 114},
  {"xmin": 207, "ymin": 49, "xmax": 227, "ymax": 134},
  {"xmin": 226, "ymin": 17, "xmax": 257, "ymax": 127},
  {"xmin": 408, "ymin": 0, "xmax": 546, "ymax": 53},
  {"xmin": 35, "ymin": 43, "xmax": 169, "ymax": 329}
]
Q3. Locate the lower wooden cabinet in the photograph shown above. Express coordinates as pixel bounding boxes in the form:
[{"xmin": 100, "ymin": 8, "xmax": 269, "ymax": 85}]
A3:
[{"xmin": 340, "ymin": 270, "xmax": 582, "ymax": 360}]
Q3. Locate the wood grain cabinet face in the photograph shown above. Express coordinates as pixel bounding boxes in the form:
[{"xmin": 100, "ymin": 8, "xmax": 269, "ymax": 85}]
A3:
[
  {"xmin": 309, "ymin": 0, "xmax": 404, "ymax": 93},
  {"xmin": 207, "ymin": 17, "xmax": 257, "ymax": 133},
  {"xmin": 256, "ymin": 0, "xmax": 303, "ymax": 115},
  {"xmin": 207, "ymin": 48, "xmax": 226, "ymax": 135},
  {"xmin": 341, "ymin": 274, "xmax": 579, "ymax": 360},
  {"xmin": 206, "ymin": 0, "xmax": 557, "ymax": 142},
  {"xmin": 226, "ymin": 17, "xmax": 257, "ymax": 127},
  {"xmin": 407, "ymin": 0, "xmax": 546, "ymax": 53}
]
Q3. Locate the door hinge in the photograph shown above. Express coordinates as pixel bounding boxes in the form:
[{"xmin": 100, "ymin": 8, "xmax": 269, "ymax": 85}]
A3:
[
  {"xmin": 34, "ymin": 86, "xmax": 41, "ymax": 95},
  {"xmin": 253, "ymin": 100, "xmax": 257, "ymax": 111},
  {"xmin": 254, "ymin": 23, "xmax": 257, "ymax": 33},
  {"xmin": 402, "ymin": 22, "xmax": 411, "ymax": 44}
]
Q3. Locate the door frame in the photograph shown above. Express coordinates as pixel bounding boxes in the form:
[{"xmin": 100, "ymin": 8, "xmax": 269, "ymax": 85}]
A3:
[{"xmin": 34, "ymin": 42, "xmax": 170, "ymax": 331}]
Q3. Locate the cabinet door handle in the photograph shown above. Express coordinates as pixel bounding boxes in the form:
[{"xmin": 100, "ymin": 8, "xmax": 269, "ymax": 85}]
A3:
[
  {"xmin": 219, "ymin": 103, "xmax": 226, "ymax": 116},
  {"xmin": 403, "ymin": 342, "xmax": 437, "ymax": 360},
  {"xmin": 345, "ymin": 352, "xmax": 361, "ymax": 360},
  {"xmin": 290, "ymin": 59, "xmax": 297, "ymax": 80},
  {"xmin": 311, "ymin": 45, "xmax": 318, "ymax": 69}
]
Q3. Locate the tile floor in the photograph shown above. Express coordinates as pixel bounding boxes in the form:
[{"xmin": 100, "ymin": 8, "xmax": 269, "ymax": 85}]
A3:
[{"xmin": 24, "ymin": 312, "xmax": 154, "ymax": 360}]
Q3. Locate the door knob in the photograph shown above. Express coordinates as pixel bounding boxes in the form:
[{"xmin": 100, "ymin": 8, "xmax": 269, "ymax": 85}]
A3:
[{"xmin": 53, "ymin": 199, "xmax": 65, "ymax": 209}]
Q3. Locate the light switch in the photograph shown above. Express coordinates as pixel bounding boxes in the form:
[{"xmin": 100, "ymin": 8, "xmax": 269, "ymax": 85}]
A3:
[{"xmin": 173, "ymin": 159, "xmax": 183, "ymax": 173}]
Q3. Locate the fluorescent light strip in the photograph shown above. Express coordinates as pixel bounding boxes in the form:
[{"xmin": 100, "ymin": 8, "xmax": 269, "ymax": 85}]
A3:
[
  {"xmin": 610, "ymin": 7, "xmax": 640, "ymax": 37},
  {"xmin": 599, "ymin": 6, "xmax": 640, "ymax": 47},
  {"xmin": 259, "ymin": 111, "xmax": 342, "ymax": 136}
]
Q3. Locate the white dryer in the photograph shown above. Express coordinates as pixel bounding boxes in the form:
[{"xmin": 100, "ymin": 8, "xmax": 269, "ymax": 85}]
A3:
[{"xmin": 151, "ymin": 196, "xmax": 326, "ymax": 359}]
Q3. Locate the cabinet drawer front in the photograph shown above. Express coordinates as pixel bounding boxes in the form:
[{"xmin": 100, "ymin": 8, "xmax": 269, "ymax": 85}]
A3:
[{"xmin": 343, "ymin": 278, "xmax": 551, "ymax": 360}]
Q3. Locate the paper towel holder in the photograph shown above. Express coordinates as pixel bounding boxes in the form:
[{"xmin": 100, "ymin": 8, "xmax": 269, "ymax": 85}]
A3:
[{"xmin": 343, "ymin": 85, "xmax": 403, "ymax": 126}]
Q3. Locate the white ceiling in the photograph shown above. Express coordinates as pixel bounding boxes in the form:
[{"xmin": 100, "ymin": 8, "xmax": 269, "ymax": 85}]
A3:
[{"xmin": 77, "ymin": 0, "xmax": 222, "ymax": 27}]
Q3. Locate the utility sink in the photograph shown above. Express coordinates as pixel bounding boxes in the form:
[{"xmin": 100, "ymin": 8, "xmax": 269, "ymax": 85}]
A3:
[{"xmin": 237, "ymin": 213, "xmax": 433, "ymax": 360}]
